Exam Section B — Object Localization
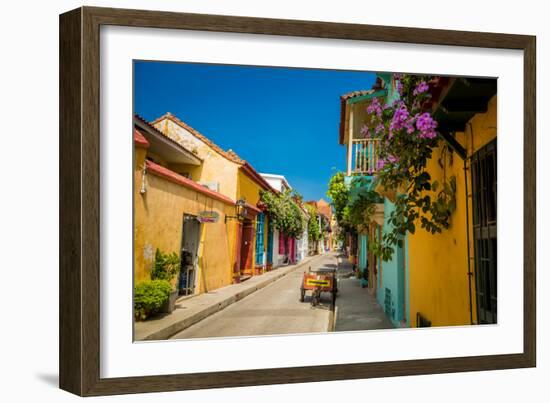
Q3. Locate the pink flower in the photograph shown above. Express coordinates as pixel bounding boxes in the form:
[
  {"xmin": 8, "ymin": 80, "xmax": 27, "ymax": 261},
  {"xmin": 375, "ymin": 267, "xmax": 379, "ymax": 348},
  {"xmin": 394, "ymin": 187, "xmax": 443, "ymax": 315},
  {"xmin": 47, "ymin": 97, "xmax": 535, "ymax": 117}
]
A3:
[
  {"xmin": 366, "ymin": 98, "xmax": 383, "ymax": 118},
  {"xmin": 389, "ymin": 103, "xmax": 409, "ymax": 137},
  {"xmin": 413, "ymin": 81, "xmax": 429, "ymax": 96},
  {"xmin": 396, "ymin": 80, "xmax": 403, "ymax": 95},
  {"xmin": 360, "ymin": 125, "xmax": 370, "ymax": 138},
  {"xmin": 416, "ymin": 112, "xmax": 438, "ymax": 139}
]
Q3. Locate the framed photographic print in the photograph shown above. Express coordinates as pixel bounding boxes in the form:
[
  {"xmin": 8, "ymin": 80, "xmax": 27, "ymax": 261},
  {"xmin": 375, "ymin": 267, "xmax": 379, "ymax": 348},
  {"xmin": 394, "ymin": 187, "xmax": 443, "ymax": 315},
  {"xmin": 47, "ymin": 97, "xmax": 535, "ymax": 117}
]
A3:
[{"xmin": 59, "ymin": 6, "xmax": 536, "ymax": 396}]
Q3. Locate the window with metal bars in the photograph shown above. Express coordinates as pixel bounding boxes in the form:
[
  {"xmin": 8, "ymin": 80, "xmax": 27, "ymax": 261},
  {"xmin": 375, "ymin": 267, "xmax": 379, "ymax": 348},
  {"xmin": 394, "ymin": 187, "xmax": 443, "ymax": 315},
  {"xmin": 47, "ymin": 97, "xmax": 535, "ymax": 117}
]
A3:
[{"xmin": 470, "ymin": 139, "xmax": 497, "ymax": 324}]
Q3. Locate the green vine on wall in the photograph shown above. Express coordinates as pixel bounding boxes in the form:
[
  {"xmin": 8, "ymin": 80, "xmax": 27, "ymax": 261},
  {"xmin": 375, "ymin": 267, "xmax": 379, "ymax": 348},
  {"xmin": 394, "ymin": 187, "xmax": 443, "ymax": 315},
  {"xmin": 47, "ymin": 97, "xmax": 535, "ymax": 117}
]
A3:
[
  {"xmin": 259, "ymin": 189, "xmax": 306, "ymax": 239},
  {"xmin": 304, "ymin": 204, "xmax": 322, "ymax": 241}
]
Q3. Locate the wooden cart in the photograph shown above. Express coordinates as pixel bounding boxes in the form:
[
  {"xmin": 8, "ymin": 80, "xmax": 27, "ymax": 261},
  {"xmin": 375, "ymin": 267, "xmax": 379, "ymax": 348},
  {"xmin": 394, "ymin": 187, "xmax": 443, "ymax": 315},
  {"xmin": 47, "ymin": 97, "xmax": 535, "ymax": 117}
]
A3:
[{"xmin": 300, "ymin": 267, "xmax": 337, "ymax": 306}]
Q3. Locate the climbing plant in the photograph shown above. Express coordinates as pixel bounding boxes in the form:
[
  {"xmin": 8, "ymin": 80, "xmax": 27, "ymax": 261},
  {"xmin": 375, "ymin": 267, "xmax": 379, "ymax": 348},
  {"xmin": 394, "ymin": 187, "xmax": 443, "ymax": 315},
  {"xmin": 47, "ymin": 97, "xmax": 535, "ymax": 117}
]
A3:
[
  {"xmin": 259, "ymin": 189, "xmax": 306, "ymax": 239},
  {"xmin": 344, "ymin": 177, "xmax": 382, "ymax": 234},
  {"xmin": 359, "ymin": 74, "xmax": 457, "ymax": 261},
  {"xmin": 327, "ymin": 173, "xmax": 381, "ymax": 236},
  {"xmin": 327, "ymin": 172, "xmax": 349, "ymax": 225},
  {"xmin": 304, "ymin": 204, "xmax": 322, "ymax": 241}
]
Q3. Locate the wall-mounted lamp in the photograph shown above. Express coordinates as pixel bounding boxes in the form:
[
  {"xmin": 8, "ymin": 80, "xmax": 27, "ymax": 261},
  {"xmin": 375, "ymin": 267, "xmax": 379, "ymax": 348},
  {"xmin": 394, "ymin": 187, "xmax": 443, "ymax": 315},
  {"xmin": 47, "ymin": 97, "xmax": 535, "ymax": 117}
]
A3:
[{"xmin": 225, "ymin": 198, "xmax": 247, "ymax": 223}]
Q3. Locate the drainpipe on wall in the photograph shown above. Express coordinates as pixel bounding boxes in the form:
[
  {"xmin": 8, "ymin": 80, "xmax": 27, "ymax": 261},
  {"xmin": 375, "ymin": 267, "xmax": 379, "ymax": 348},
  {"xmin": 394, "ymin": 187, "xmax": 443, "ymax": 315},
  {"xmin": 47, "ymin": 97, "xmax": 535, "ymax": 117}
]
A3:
[
  {"xmin": 443, "ymin": 127, "xmax": 475, "ymax": 326},
  {"xmin": 464, "ymin": 157, "xmax": 474, "ymax": 325}
]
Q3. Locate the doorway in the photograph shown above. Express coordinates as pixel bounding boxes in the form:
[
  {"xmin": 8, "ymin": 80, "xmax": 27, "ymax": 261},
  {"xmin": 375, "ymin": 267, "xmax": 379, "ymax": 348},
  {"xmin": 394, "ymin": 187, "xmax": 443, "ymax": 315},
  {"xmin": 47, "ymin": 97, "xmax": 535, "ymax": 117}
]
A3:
[
  {"xmin": 239, "ymin": 219, "xmax": 255, "ymax": 278},
  {"xmin": 178, "ymin": 214, "xmax": 201, "ymax": 296}
]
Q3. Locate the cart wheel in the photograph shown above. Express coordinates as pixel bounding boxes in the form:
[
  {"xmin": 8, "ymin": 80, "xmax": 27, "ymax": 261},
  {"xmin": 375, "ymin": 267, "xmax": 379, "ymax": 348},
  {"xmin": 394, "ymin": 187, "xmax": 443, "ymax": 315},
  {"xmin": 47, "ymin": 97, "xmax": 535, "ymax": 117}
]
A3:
[
  {"xmin": 311, "ymin": 291, "xmax": 319, "ymax": 307},
  {"xmin": 300, "ymin": 288, "xmax": 305, "ymax": 302}
]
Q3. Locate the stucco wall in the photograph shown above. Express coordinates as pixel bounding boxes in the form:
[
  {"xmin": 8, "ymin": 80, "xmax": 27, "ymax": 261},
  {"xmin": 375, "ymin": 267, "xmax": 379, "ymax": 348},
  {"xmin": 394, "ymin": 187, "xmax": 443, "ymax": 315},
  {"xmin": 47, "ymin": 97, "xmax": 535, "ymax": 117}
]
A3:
[
  {"xmin": 272, "ymin": 229, "xmax": 280, "ymax": 268},
  {"xmin": 154, "ymin": 118, "xmax": 240, "ymax": 199},
  {"xmin": 407, "ymin": 95, "xmax": 497, "ymax": 327},
  {"xmin": 296, "ymin": 224, "xmax": 308, "ymax": 262},
  {"xmin": 134, "ymin": 148, "xmax": 235, "ymax": 294},
  {"xmin": 376, "ymin": 199, "xmax": 406, "ymax": 327}
]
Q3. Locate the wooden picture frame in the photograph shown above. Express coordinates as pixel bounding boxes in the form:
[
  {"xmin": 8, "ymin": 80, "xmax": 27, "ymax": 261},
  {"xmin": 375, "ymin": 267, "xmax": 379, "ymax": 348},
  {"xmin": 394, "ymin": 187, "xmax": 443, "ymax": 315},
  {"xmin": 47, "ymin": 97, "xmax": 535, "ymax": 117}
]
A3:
[{"xmin": 59, "ymin": 6, "xmax": 536, "ymax": 396}]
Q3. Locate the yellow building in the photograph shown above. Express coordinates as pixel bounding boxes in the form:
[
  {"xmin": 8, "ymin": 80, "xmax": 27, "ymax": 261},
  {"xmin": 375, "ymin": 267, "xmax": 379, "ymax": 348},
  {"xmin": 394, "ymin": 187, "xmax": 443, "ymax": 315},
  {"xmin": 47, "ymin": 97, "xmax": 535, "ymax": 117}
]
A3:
[
  {"xmin": 407, "ymin": 78, "xmax": 497, "ymax": 327},
  {"xmin": 134, "ymin": 116, "xmax": 236, "ymax": 294},
  {"xmin": 150, "ymin": 113, "xmax": 275, "ymax": 281}
]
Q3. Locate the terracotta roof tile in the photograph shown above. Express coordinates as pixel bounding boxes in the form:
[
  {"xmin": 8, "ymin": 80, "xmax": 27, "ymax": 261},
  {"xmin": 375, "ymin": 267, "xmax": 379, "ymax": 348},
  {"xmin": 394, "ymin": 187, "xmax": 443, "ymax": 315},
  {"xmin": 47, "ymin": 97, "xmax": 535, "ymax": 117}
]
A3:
[
  {"xmin": 317, "ymin": 203, "xmax": 332, "ymax": 219},
  {"xmin": 340, "ymin": 89, "xmax": 375, "ymax": 101},
  {"xmin": 152, "ymin": 112, "xmax": 245, "ymax": 164},
  {"xmin": 134, "ymin": 129, "xmax": 149, "ymax": 148},
  {"xmin": 134, "ymin": 114, "xmax": 203, "ymax": 161},
  {"xmin": 150, "ymin": 112, "xmax": 279, "ymax": 192}
]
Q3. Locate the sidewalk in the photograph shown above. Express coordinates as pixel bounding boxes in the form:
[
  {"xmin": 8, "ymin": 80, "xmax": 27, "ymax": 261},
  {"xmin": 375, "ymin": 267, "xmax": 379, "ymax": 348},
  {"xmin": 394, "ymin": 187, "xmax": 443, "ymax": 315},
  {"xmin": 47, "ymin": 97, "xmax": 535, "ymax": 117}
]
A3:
[
  {"xmin": 134, "ymin": 254, "xmax": 324, "ymax": 341},
  {"xmin": 334, "ymin": 254, "xmax": 394, "ymax": 331}
]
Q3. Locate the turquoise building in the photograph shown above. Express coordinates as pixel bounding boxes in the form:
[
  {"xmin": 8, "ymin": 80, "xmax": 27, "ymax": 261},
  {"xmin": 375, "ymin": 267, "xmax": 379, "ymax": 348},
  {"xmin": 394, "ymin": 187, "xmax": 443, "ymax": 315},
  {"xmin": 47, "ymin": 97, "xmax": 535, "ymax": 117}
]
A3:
[{"xmin": 339, "ymin": 73, "xmax": 409, "ymax": 327}]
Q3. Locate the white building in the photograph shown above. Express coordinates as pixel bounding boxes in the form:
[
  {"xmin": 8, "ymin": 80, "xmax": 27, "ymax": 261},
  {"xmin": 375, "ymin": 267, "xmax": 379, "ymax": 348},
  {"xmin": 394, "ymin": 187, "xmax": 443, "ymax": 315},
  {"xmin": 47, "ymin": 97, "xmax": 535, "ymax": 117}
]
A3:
[
  {"xmin": 261, "ymin": 173, "xmax": 292, "ymax": 194},
  {"xmin": 260, "ymin": 173, "xmax": 309, "ymax": 267}
]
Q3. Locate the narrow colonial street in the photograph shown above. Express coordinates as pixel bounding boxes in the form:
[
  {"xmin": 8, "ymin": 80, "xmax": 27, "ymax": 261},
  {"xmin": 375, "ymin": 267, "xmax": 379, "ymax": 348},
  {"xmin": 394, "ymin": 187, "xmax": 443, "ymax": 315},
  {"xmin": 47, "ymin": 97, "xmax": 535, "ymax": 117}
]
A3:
[
  {"xmin": 131, "ymin": 68, "xmax": 499, "ymax": 340},
  {"xmin": 171, "ymin": 253, "xmax": 337, "ymax": 339}
]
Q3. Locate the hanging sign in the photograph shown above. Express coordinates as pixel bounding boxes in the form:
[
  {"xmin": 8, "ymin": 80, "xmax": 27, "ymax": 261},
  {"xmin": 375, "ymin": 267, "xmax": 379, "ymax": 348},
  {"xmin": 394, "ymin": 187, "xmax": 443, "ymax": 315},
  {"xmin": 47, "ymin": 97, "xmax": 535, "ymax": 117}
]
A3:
[{"xmin": 198, "ymin": 210, "xmax": 219, "ymax": 223}]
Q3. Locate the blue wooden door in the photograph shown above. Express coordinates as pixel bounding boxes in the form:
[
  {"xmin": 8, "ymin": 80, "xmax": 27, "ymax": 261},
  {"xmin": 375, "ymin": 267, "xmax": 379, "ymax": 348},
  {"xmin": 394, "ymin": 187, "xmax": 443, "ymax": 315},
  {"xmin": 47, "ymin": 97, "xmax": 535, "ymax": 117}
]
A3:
[{"xmin": 255, "ymin": 213, "xmax": 265, "ymax": 265}]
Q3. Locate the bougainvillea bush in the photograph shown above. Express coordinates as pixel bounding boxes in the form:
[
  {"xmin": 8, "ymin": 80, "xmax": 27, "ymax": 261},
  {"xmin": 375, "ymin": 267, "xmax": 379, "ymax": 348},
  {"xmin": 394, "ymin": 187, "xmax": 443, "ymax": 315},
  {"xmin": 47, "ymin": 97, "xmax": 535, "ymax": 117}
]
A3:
[{"xmin": 361, "ymin": 74, "xmax": 457, "ymax": 261}]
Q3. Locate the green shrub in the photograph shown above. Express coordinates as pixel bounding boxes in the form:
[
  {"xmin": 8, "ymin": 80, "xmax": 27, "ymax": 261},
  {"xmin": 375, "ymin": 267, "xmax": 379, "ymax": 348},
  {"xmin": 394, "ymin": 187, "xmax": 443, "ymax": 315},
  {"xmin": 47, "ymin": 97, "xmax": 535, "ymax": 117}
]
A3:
[
  {"xmin": 134, "ymin": 280, "xmax": 171, "ymax": 320},
  {"xmin": 150, "ymin": 249, "xmax": 180, "ymax": 283}
]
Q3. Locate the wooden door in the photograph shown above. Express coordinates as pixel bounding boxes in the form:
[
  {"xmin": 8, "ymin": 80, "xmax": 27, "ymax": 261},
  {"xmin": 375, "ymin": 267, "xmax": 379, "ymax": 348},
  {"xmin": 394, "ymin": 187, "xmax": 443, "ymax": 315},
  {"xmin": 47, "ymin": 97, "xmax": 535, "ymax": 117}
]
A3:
[
  {"xmin": 266, "ymin": 220, "xmax": 274, "ymax": 265},
  {"xmin": 233, "ymin": 222, "xmax": 243, "ymax": 281},
  {"xmin": 290, "ymin": 237, "xmax": 296, "ymax": 264},
  {"xmin": 240, "ymin": 222, "xmax": 254, "ymax": 276}
]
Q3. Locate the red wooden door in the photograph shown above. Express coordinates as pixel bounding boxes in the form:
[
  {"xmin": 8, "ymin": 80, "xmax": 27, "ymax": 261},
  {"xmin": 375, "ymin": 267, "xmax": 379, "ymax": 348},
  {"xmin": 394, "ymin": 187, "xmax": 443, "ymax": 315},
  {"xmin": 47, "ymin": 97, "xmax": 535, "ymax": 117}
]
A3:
[
  {"xmin": 289, "ymin": 237, "xmax": 296, "ymax": 264},
  {"xmin": 240, "ymin": 223, "xmax": 254, "ymax": 275},
  {"xmin": 233, "ymin": 223, "xmax": 243, "ymax": 281}
]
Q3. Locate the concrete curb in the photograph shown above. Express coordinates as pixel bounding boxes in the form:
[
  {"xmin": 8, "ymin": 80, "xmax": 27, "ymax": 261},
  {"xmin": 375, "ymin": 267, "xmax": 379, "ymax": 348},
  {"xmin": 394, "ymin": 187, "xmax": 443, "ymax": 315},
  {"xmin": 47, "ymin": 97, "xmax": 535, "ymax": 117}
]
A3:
[{"xmin": 137, "ymin": 254, "xmax": 325, "ymax": 341}]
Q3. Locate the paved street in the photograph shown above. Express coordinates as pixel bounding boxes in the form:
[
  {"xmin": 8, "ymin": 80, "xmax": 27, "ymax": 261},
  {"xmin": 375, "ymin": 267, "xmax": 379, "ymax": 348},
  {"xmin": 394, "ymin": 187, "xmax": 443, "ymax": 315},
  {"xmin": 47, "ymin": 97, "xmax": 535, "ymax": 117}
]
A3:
[{"xmin": 171, "ymin": 253, "xmax": 337, "ymax": 339}]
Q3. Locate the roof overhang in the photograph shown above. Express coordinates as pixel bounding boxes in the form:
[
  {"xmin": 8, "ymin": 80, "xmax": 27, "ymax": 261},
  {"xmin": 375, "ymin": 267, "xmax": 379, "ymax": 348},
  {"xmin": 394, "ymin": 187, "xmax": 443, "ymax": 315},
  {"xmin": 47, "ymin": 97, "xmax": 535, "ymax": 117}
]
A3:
[
  {"xmin": 432, "ymin": 77, "xmax": 497, "ymax": 159},
  {"xmin": 339, "ymin": 89, "xmax": 387, "ymax": 145},
  {"xmin": 134, "ymin": 116, "xmax": 202, "ymax": 166},
  {"xmin": 145, "ymin": 160, "xmax": 235, "ymax": 206},
  {"xmin": 259, "ymin": 173, "xmax": 292, "ymax": 192},
  {"xmin": 240, "ymin": 163, "xmax": 277, "ymax": 192}
]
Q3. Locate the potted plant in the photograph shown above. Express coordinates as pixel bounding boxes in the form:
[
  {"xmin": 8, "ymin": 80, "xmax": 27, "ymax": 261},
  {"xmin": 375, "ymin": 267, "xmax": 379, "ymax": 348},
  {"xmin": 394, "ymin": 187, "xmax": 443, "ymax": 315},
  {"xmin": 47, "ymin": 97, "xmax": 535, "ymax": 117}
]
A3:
[
  {"xmin": 151, "ymin": 248, "xmax": 181, "ymax": 313},
  {"xmin": 134, "ymin": 279, "xmax": 172, "ymax": 320}
]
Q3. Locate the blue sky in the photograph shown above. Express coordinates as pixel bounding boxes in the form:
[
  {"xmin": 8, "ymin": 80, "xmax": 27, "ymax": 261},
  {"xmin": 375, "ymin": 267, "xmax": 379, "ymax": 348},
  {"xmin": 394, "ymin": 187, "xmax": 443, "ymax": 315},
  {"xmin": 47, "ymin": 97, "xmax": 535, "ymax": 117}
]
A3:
[{"xmin": 134, "ymin": 61, "xmax": 376, "ymax": 201}]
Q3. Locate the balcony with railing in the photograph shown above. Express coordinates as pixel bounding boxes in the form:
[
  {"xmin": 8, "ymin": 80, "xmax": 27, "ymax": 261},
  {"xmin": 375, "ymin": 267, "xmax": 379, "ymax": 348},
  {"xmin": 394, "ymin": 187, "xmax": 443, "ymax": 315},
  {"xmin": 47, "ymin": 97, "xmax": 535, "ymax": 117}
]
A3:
[{"xmin": 348, "ymin": 138, "xmax": 381, "ymax": 176}]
